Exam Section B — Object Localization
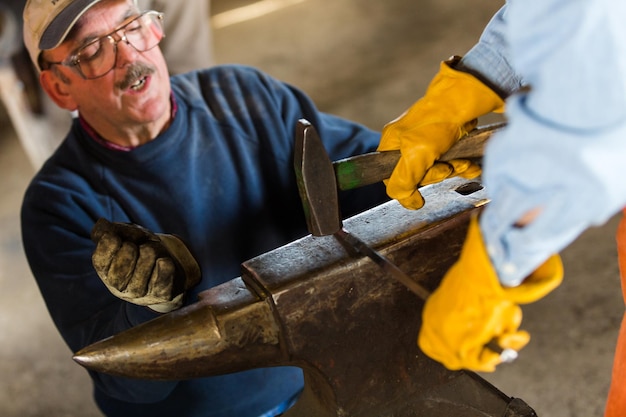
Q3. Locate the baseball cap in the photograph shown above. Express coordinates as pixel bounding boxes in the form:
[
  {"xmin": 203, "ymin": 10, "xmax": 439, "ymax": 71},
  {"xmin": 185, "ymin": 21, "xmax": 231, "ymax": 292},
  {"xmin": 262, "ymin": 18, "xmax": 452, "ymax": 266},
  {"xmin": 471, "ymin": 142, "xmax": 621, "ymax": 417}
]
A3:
[{"xmin": 23, "ymin": 0, "xmax": 138, "ymax": 70}]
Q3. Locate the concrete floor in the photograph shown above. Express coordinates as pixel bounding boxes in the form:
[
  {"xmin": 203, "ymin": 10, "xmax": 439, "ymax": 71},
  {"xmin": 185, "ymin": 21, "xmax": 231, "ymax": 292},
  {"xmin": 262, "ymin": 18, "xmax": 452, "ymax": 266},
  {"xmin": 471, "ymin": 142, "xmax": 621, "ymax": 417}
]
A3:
[{"xmin": 0, "ymin": 0, "xmax": 623, "ymax": 416}]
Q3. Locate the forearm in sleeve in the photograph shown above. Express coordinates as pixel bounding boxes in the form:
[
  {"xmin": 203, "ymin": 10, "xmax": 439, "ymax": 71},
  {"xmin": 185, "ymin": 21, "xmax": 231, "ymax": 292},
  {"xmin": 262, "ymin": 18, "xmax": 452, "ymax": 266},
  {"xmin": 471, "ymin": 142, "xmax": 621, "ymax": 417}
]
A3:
[{"xmin": 457, "ymin": 4, "xmax": 525, "ymax": 99}]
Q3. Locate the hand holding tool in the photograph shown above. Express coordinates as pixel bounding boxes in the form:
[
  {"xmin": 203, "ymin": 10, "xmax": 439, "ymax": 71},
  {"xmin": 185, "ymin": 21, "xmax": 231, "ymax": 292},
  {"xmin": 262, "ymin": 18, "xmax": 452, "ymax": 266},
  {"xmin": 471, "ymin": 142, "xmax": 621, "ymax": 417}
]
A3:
[
  {"xmin": 91, "ymin": 218, "xmax": 201, "ymax": 313},
  {"xmin": 333, "ymin": 122, "xmax": 503, "ymax": 191},
  {"xmin": 419, "ymin": 216, "xmax": 564, "ymax": 372},
  {"xmin": 377, "ymin": 57, "xmax": 505, "ymax": 210},
  {"xmin": 294, "ymin": 119, "xmax": 517, "ymax": 366}
]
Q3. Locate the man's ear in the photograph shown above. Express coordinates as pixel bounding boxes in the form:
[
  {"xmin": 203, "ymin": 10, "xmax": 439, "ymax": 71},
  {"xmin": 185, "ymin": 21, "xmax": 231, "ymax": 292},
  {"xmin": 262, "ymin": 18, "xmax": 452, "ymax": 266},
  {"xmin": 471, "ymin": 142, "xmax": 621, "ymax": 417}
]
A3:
[{"xmin": 39, "ymin": 70, "xmax": 78, "ymax": 111}]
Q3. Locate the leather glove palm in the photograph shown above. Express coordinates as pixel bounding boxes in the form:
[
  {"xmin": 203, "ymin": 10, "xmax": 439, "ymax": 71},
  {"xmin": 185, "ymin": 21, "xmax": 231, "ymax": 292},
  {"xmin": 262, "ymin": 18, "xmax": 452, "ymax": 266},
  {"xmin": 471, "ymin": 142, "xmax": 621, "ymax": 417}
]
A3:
[
  {"xmin": 91, "ymin": 218, "xmax": 201, "ymax": 313},
  {"xmin": 378, "ymin": 57, "xmax": 505, "ymax": 210},
  {"xmin": 418, "ymin": 216, "xmax": 563, "ymax": 372}
]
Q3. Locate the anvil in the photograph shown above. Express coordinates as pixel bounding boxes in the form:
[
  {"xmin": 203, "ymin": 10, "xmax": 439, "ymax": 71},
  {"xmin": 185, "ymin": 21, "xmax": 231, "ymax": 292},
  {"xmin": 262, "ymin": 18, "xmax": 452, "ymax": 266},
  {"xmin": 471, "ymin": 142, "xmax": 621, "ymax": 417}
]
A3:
[{"xmin": 74, "ymin": 172, "xmax": 536, "ymax": 416}]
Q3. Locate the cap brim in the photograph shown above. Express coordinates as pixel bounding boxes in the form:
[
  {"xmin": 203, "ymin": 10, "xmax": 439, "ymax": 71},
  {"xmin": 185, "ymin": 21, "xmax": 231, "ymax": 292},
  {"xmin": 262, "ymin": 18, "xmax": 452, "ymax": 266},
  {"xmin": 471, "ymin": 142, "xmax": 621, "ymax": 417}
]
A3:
[{"xmin": 39, "ymin": 0, "xmax": 102, "ymax": 50}]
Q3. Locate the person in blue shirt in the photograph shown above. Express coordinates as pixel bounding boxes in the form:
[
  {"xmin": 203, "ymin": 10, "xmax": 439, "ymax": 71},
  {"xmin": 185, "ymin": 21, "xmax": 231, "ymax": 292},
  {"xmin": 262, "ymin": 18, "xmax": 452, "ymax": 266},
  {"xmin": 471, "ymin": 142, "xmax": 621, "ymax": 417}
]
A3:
[
  {"xmin": 19, "ymin": 0, "xmax": 388, "ymax": 416},
  {"xmin": 378, "ymin": 3, "xmax": 626, "ymax": 416}
]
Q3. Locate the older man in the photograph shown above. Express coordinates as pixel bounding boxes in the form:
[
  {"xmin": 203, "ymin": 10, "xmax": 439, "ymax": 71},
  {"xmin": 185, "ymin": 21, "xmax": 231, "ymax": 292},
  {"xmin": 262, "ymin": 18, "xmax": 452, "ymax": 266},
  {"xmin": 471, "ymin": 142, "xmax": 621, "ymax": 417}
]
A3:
[{"xmin": 20, "ymin": 0, "xmax": 389, "ymax": 415}]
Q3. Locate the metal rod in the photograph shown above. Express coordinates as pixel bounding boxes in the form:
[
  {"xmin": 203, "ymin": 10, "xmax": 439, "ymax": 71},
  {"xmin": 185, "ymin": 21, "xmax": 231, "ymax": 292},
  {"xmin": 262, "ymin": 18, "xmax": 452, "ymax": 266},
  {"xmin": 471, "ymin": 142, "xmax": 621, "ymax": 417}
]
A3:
[{"xmin": 334, "ymin": 228, "xmax": 431, "ymax": 300}]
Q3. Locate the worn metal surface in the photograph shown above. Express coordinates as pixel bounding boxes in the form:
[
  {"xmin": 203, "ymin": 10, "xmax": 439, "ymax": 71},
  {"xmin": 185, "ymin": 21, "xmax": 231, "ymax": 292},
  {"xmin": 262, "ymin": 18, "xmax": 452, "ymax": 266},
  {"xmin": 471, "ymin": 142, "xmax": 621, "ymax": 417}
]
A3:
[
  {"xmin": 293, "ymin": 119, "xmax": 343, "ymax": 237},
  {"xmin": 244, "ymin": 182, "xmax": 524, "ymax": 416},
  {"xmin": 73, "ymin": 277, "xmax": 288, "ymax": 377}
]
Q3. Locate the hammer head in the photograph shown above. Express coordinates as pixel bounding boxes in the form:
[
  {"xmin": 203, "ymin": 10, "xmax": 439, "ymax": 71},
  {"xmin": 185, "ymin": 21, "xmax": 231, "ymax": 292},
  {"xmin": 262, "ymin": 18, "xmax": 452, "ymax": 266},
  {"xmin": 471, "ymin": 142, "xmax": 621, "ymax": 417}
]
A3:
[{"xmin": 294, "ymin": 119, "xmax": 342, "ymax": 237}]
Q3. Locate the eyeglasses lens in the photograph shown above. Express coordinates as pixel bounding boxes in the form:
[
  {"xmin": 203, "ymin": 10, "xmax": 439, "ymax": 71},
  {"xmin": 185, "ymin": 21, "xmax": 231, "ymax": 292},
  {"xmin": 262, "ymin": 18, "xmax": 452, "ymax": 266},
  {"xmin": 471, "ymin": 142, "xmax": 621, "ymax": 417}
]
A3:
[{"xmin": 76, "ymin": 12, "xmax": 164, "ymax": 79}]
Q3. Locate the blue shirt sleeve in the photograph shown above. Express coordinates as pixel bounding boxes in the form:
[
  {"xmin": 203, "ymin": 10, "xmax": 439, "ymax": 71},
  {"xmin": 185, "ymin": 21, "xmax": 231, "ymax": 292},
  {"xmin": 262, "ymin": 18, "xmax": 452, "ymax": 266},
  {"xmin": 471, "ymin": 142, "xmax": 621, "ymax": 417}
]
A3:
[
  {"xmin": 458, "ymin": 5, "xmax": 525, "ymax": 98},
  {"xmin": 474, "ymin": 0, "xmax": 626, "ymax": 285}
]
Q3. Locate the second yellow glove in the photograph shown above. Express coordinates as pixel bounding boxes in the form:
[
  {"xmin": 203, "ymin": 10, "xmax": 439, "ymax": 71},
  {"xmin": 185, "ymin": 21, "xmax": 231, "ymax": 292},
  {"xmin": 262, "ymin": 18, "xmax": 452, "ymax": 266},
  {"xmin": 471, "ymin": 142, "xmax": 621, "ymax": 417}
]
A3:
[{"xmin": 418, "ymin": 216, "xmax": 563, "ymax": 372}]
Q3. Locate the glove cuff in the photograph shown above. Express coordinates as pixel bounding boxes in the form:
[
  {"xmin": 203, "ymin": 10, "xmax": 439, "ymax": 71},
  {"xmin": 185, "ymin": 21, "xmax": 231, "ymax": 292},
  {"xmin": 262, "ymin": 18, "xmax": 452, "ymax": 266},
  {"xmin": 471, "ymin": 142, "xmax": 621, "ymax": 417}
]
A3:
[
  {"xmin": 502, "ymin": 254, "xmax": 564, "ymax": 304},
  {"xmin": 148, "ymin": 293, "xmax": 184, "ymax": 314},
  {"xmin": 157, "ymin": 233, "xmax": 201, "ymax": 290},
  {"xmin": 461, "ymin": 215, "xmax": 563, "ymax": 304}
]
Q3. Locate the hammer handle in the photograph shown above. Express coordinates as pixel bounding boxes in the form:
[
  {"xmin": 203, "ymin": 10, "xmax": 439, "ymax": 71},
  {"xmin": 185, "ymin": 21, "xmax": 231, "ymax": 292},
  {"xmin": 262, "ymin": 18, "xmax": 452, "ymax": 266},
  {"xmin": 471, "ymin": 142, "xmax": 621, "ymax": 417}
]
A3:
[{"xmin": 333, "ymin": 122, "xmax": 505, "ymax": 191}]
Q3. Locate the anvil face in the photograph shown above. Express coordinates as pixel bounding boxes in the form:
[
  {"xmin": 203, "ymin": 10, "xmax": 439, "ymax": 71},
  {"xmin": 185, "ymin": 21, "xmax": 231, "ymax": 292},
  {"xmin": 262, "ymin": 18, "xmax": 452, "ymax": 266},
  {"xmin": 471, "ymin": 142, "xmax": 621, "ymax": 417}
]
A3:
[{"xmin": 74, "ymin": 177, "xmax": 536, "ymax": 417}]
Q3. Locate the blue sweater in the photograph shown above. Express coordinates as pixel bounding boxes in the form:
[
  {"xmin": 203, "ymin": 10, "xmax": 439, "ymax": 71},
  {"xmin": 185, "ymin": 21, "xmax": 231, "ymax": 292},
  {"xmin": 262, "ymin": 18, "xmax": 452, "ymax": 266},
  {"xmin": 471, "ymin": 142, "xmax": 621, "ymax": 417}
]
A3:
[{"xmin": 21, "ymin": 65, "xmax": 387, "ymax": 416}]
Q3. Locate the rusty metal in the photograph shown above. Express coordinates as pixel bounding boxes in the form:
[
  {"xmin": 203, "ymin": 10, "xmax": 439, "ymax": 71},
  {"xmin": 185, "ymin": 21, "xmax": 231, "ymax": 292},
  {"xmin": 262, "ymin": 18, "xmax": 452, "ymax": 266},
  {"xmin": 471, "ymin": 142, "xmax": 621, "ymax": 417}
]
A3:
[{"xmin": 73, "ymin": 174, "xmax": 534, "ymax": 416}]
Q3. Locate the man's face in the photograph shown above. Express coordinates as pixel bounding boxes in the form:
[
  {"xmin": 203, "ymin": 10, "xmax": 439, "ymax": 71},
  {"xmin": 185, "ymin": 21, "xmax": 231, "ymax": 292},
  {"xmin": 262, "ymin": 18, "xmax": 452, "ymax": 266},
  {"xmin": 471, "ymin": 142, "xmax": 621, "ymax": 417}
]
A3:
[{"xmin": 42, "ymin": 0, "xmax": 172, "ymax": 140}]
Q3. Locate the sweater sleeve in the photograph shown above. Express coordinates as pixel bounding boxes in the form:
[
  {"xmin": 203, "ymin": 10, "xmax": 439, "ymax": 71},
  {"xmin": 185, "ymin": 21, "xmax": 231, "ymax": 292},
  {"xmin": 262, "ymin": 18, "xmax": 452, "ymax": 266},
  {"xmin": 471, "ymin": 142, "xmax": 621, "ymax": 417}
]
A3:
[
  {"xmin": 20, "ymin": 166, "xmax": 179, "ymax": 403},
  {"xmin": 189, "ymin": 65, "xmax": 388, "ymax": 219}
]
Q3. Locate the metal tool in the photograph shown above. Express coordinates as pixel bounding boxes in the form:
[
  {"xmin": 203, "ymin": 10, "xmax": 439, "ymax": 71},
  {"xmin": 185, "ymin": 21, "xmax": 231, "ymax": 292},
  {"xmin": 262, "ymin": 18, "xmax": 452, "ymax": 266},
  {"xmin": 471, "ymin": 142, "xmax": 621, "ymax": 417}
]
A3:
[
  {"xmin": 332, "ymin": 122, "xmax": 504, "ymax": 191},
  {"xmin": 294, "ymin": 119, "xmax": 431, "ymax": 299},
  {"xmin": 294, "ymin": 119, "xmax": 517, "ymax": 363}
]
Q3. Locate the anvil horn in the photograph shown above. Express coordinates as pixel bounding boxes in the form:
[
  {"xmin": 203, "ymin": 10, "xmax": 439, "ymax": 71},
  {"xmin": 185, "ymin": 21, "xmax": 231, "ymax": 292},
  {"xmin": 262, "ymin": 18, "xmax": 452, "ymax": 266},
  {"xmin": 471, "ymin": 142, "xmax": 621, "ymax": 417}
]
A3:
[{"xmin": 73, "ymin": 277, "xmax": 287, "ymax": 379}]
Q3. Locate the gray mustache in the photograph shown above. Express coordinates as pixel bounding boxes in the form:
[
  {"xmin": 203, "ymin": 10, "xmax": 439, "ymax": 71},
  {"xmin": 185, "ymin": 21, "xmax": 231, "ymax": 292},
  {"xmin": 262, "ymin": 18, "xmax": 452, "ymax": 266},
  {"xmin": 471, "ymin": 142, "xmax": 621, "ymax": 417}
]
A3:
[{"xmin": 118, "ymin": 63, "xmax": 156, "ymax": 90}]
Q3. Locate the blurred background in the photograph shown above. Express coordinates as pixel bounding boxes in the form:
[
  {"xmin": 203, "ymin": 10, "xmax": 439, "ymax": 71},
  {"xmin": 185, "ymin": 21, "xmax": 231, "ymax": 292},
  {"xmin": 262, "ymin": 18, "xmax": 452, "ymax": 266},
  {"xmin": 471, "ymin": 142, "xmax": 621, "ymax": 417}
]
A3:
[{"xmin": 0, "ymin": 0, "xmax": 622, "ymax": 416}]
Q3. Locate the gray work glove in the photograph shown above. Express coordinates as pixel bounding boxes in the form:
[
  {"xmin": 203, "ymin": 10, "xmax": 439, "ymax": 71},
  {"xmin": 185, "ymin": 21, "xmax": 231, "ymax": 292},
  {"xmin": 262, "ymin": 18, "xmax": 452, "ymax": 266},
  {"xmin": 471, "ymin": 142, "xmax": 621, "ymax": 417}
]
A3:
[{"xmin": 91, "ymin": 218, "xmax": 201, "ymax": 313}]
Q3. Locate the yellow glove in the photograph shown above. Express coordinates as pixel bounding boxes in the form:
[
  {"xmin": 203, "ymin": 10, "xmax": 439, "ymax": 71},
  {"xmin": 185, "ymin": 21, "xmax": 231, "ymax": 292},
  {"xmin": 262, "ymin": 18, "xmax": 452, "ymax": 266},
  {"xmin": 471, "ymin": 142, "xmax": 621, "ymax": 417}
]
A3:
[
  {"xmin": 418, "ymin": 216, "xmax": 563, "ymax": 372},
  {"xmin": 378, "ymin": 57, "xmax": 505, "ymax": 210}
]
